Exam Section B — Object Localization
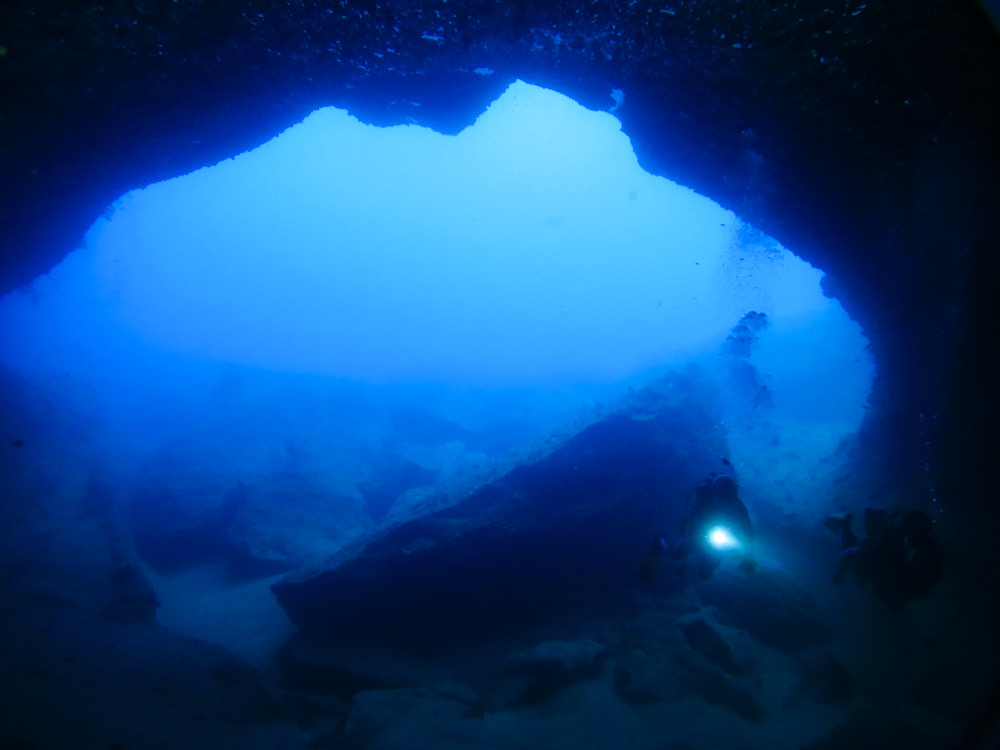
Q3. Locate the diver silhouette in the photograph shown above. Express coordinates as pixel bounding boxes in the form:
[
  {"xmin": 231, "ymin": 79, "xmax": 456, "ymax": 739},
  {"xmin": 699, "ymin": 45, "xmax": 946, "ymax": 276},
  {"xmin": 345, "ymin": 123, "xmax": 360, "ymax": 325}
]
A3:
[
  {"xmin": 638, "ymin": 460, "xmax": 757, "ymax": 582},
  {"xmin": 826, "ymin": 507, "xmax": 943, "ymax": 610}
]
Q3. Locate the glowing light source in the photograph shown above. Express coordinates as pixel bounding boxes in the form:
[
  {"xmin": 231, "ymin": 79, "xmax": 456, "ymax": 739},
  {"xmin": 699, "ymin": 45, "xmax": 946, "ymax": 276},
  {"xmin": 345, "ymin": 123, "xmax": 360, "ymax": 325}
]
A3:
[{"xmin": 706, "ymin": 525, "xmax": 741, "ymax": 551}]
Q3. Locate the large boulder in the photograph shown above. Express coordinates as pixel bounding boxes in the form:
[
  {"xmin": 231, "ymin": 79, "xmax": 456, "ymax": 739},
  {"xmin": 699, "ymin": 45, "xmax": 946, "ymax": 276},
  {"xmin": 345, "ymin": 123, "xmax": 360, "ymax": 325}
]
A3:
[
  {"xmin": 224, "ymin": 476, "xmax": 369, "ymax": 574},
  {"xmin": 613, "ymin": 609, "xmax": 766, "ymax": 721},
  {"xmin": 129, "ymin": 472, "xmax": 369, "ymax": 576},
  {"xmin": 274, "ymin": 632, "xmax": 446, "ymax": 699},
  {"xmin": 801, "ymin": 711, "xmax": 948, "ymax": 750},
  {"xmin": 272, "ymin": 370, "xmax": 726, "ymax": 650},
  {"xmin": 697, "ymin": 569, "xmax": 832, "ymax": 652},
  {"xmin": 677, "ymin": 617, "xmax": 749, "ymax": 678},
  {"xmin": 487, "ymin": 639, "xmax": 609, "ymax": 708},
  {"xmin": 787, "ymin": 652, "xmax": 856, "ymax": 707},
  {"xmin": 328, "ymin": 685, "xmax": 482, "ymax": 750}
]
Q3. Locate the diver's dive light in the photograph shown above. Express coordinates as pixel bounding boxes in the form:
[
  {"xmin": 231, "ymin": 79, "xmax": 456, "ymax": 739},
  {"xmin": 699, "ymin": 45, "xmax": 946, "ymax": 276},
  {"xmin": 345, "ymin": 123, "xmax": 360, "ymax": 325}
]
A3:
[{"xmin": 706, "ymin": 525, "xmax": 741, "ymax": 551}]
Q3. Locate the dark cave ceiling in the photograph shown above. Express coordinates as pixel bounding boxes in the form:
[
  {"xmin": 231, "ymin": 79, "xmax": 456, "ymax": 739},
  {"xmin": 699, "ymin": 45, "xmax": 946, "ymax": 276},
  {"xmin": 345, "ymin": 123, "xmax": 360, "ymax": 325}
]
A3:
[{"xmin": 1, "ymin": 0, "xmax": 999, "ymax": 505}]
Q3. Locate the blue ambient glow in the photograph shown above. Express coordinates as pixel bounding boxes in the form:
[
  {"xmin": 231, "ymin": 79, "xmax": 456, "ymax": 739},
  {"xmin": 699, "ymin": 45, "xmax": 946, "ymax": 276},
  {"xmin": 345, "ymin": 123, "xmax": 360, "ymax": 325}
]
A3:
[
  {"xmin": 0, "ymin": 81, "xmax": 871, "ymax": 402},
  {"xmin": 0, "ymin": 80, "xmax": 881, "ymax": 740}
]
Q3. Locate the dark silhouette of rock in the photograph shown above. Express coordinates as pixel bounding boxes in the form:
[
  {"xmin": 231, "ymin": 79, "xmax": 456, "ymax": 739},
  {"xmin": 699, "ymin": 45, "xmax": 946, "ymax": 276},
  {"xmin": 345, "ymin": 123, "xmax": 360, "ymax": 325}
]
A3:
[
  {"xmin": 683, "ymin": 662, "xmax": 767, "ymax": 723},
  {"xmin": 613, "ymin": 610, "xmax": 765, "ymax": 721},
  {"xmin": 488, "ymin": 639, "xmax": 609, "ymax": 708},
  {"xmin": 273, "ymin": 371, "xmax": 724, "ymax": 650},
  {"xmin": 129, "ymin": 482, "xmax": 241, "ymax": 574},
  {"xmin": 697, "ymin": 569, "xmax": 832, "ymax": 652},
  {"xmin": 801, "ymin": 711, "xmax": 945, "ymax": 750},
  {"xmin": 77, "ymin": 472, "xmax": 161, "ymax": 623},
  {"xmin": 788, "ymin": 653, "xmax": 856, "ymax": 707},
  {"xmin": 339, "ymin": 685, "xmax": 480, "ymax": 749},
  {"xmin": 677, "ymin": 617, "xmax": 747, "ymax": 677},
  {"xmin": 613, "ymin": 649, "xmax": 687, "ymax": 706},
  {"xmin": 103, "ymin": 564, "xmax": 158, "ymax": 623},
  {"xmin": 359, "ymin": 460, "xmax": 437, "ymax": 524},
  {"xmin": 274, "ymin": 632, "xmax": 445, "ymax": 700},
  {"xmin": 130, "ymin": 472, "xmax": 367, "ymax": 577}
]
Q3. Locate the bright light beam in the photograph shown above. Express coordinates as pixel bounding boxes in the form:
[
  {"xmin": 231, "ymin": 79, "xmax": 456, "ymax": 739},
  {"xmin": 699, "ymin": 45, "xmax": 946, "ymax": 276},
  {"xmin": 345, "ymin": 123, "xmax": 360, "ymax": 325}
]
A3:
[{"xmin": 706, "ymin": 526, "xmax": 741, "ymax": 551}]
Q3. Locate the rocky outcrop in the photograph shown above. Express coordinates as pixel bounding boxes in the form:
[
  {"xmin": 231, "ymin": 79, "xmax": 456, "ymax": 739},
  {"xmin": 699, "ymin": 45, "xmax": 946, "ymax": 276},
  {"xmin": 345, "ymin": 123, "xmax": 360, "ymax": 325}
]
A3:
[
  {"xmin": 677, "ymin": 617, "xmax": 748, "ymax": 677},
  {"xmin": 274, "ymin": 632, "xmax": 447, "ymax": 699},
  {"xmin": 272, "ymin": 370, "xmax": 725, "ymax": 649},
  {"xmin": 613, "ymin": 610, "xmax": 766, "ymax": 722},
  {"xmin": 488, "ymin": 639, "xmax": 609, "ymax": 708},
  {"xmin": 325, "ymin": 684, "xmax": 482, "ymax": 750},
  {"xmin": 129, "ymin": 468, "xmax": 370, "ymax": 577},
  {"xmin": 801, "ymin": 711, "xmax": 947, "ymax": 750},
  {"xmin": 789, "ymin": 652, "xmax": 855, "ymax": 707},
  {"xmin": 697, "ymin": 569, "xmax": 832, "ymax": 652}
]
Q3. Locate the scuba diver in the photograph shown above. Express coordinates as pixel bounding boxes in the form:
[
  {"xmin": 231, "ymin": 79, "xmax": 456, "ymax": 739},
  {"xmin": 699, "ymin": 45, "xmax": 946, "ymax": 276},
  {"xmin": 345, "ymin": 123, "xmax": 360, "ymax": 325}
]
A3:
[
  {"xmin": 826, "ymin": 508, "xmax": 943, "ymax": 610},
  {"xmin": 638, "ymin": 459, "xmax": 758, "ymax": 582}
]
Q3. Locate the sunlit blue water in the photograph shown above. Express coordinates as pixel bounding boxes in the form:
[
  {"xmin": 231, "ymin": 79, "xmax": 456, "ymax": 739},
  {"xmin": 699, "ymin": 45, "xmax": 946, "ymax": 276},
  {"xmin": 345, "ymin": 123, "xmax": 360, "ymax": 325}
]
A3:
[
  {"xmin": 0, "ymin": 84, "xmax": 875, "ymax": 596},
  {"xmin": 0, "ymin": 82, "xmax": 871, "ymax": 452}
]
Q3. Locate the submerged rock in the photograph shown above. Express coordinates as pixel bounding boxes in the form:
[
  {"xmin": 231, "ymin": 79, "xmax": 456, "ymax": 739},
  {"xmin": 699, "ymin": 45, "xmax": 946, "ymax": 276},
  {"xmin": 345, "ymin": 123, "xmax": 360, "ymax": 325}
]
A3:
[
  {"xmin": 359, "ymin": 460, "xmax": 436, "ymax": 524},
  {"xmin": 613, "ymin": 649, "xmax": 687, "ymax": 706},
  {"xmin": 335, "ymin": 685, "xmax": 480, "ymax": 749},
  {"xmin": 677, "ymin": 617, "xmax": 747, "ymax": 677},
  {"xmin": 224, "ymin": 476, "xmax": 368, "ymax": 574},
  {"xmin": 488, "ymin": 639, "xmax": 609, "ymax": 708},
  {"xmin": 613, "ymin": 610, "xmax": 765, "ymax": 720},
  {"xmin": 103, "ymin": 564, "xmax": 158, "ymax": 623},
  {"xmin": 130, "ymin": 472, "xmax": 368, "ymax": 576},
  {"xmin": 678, "ymin": 656, "xmax": 768, "ymax": 723},
  {"xmin": 272, "ymin": 371, "xmax": 725, "ymax": 650},
  {"xmin": 697, "ymin": 569, "xmax": 832, "ymax": 652},
  {"xmin": 274, "ymin": 633, "xmax": 446, "ymax": 699},
  {"xmin": 788, "ymin": 652, "xmax": 856, "ymax": 707},
  {"xmin": 801, "ymin": 711, "xmax": 947, "ymax": 750}
]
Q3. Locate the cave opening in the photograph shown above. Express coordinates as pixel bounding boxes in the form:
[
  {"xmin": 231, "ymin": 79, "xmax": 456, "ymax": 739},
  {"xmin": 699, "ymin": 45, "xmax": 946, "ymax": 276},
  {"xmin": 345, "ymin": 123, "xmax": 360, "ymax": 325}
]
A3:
[
  {"xmin": 0, "ymin": 79, "xmax": 874, "ymax": 650},
  {"xmin": 4, "ymin": 0, "xmax": 1000, "ymax": 740},
  {"xmin": 0, "ymin": 80, "xmax": 894, "ymax": 747},
  {"xmin": 1, "ymin": 80, "xmax": 872, "ymax": 418}
]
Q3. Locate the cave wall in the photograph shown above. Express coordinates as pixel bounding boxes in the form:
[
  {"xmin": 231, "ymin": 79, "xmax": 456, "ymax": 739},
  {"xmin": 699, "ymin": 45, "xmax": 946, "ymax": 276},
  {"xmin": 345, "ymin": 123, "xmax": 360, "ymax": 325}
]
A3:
[{"xmin": 1, "ymin": 0, "xmax": 998, "ymax": 512}]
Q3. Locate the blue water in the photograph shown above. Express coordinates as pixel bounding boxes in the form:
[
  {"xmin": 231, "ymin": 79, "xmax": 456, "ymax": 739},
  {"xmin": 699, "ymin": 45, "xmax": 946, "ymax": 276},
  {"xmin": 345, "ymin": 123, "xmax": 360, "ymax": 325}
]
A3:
[
  {"xmin": 0, "ymin": 81, "xmax": 871, "ymax": 450},
  {"xmin": 0, "ymin": 81, "xmax": 887, "ymax": 750}
]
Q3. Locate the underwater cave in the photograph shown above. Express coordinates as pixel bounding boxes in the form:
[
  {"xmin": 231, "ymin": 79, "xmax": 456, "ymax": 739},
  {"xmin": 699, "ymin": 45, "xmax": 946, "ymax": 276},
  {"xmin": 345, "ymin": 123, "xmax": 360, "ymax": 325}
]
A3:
[{"xmin": 1, "ymin": 3, "xmax": 999, "ymax": 749}]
